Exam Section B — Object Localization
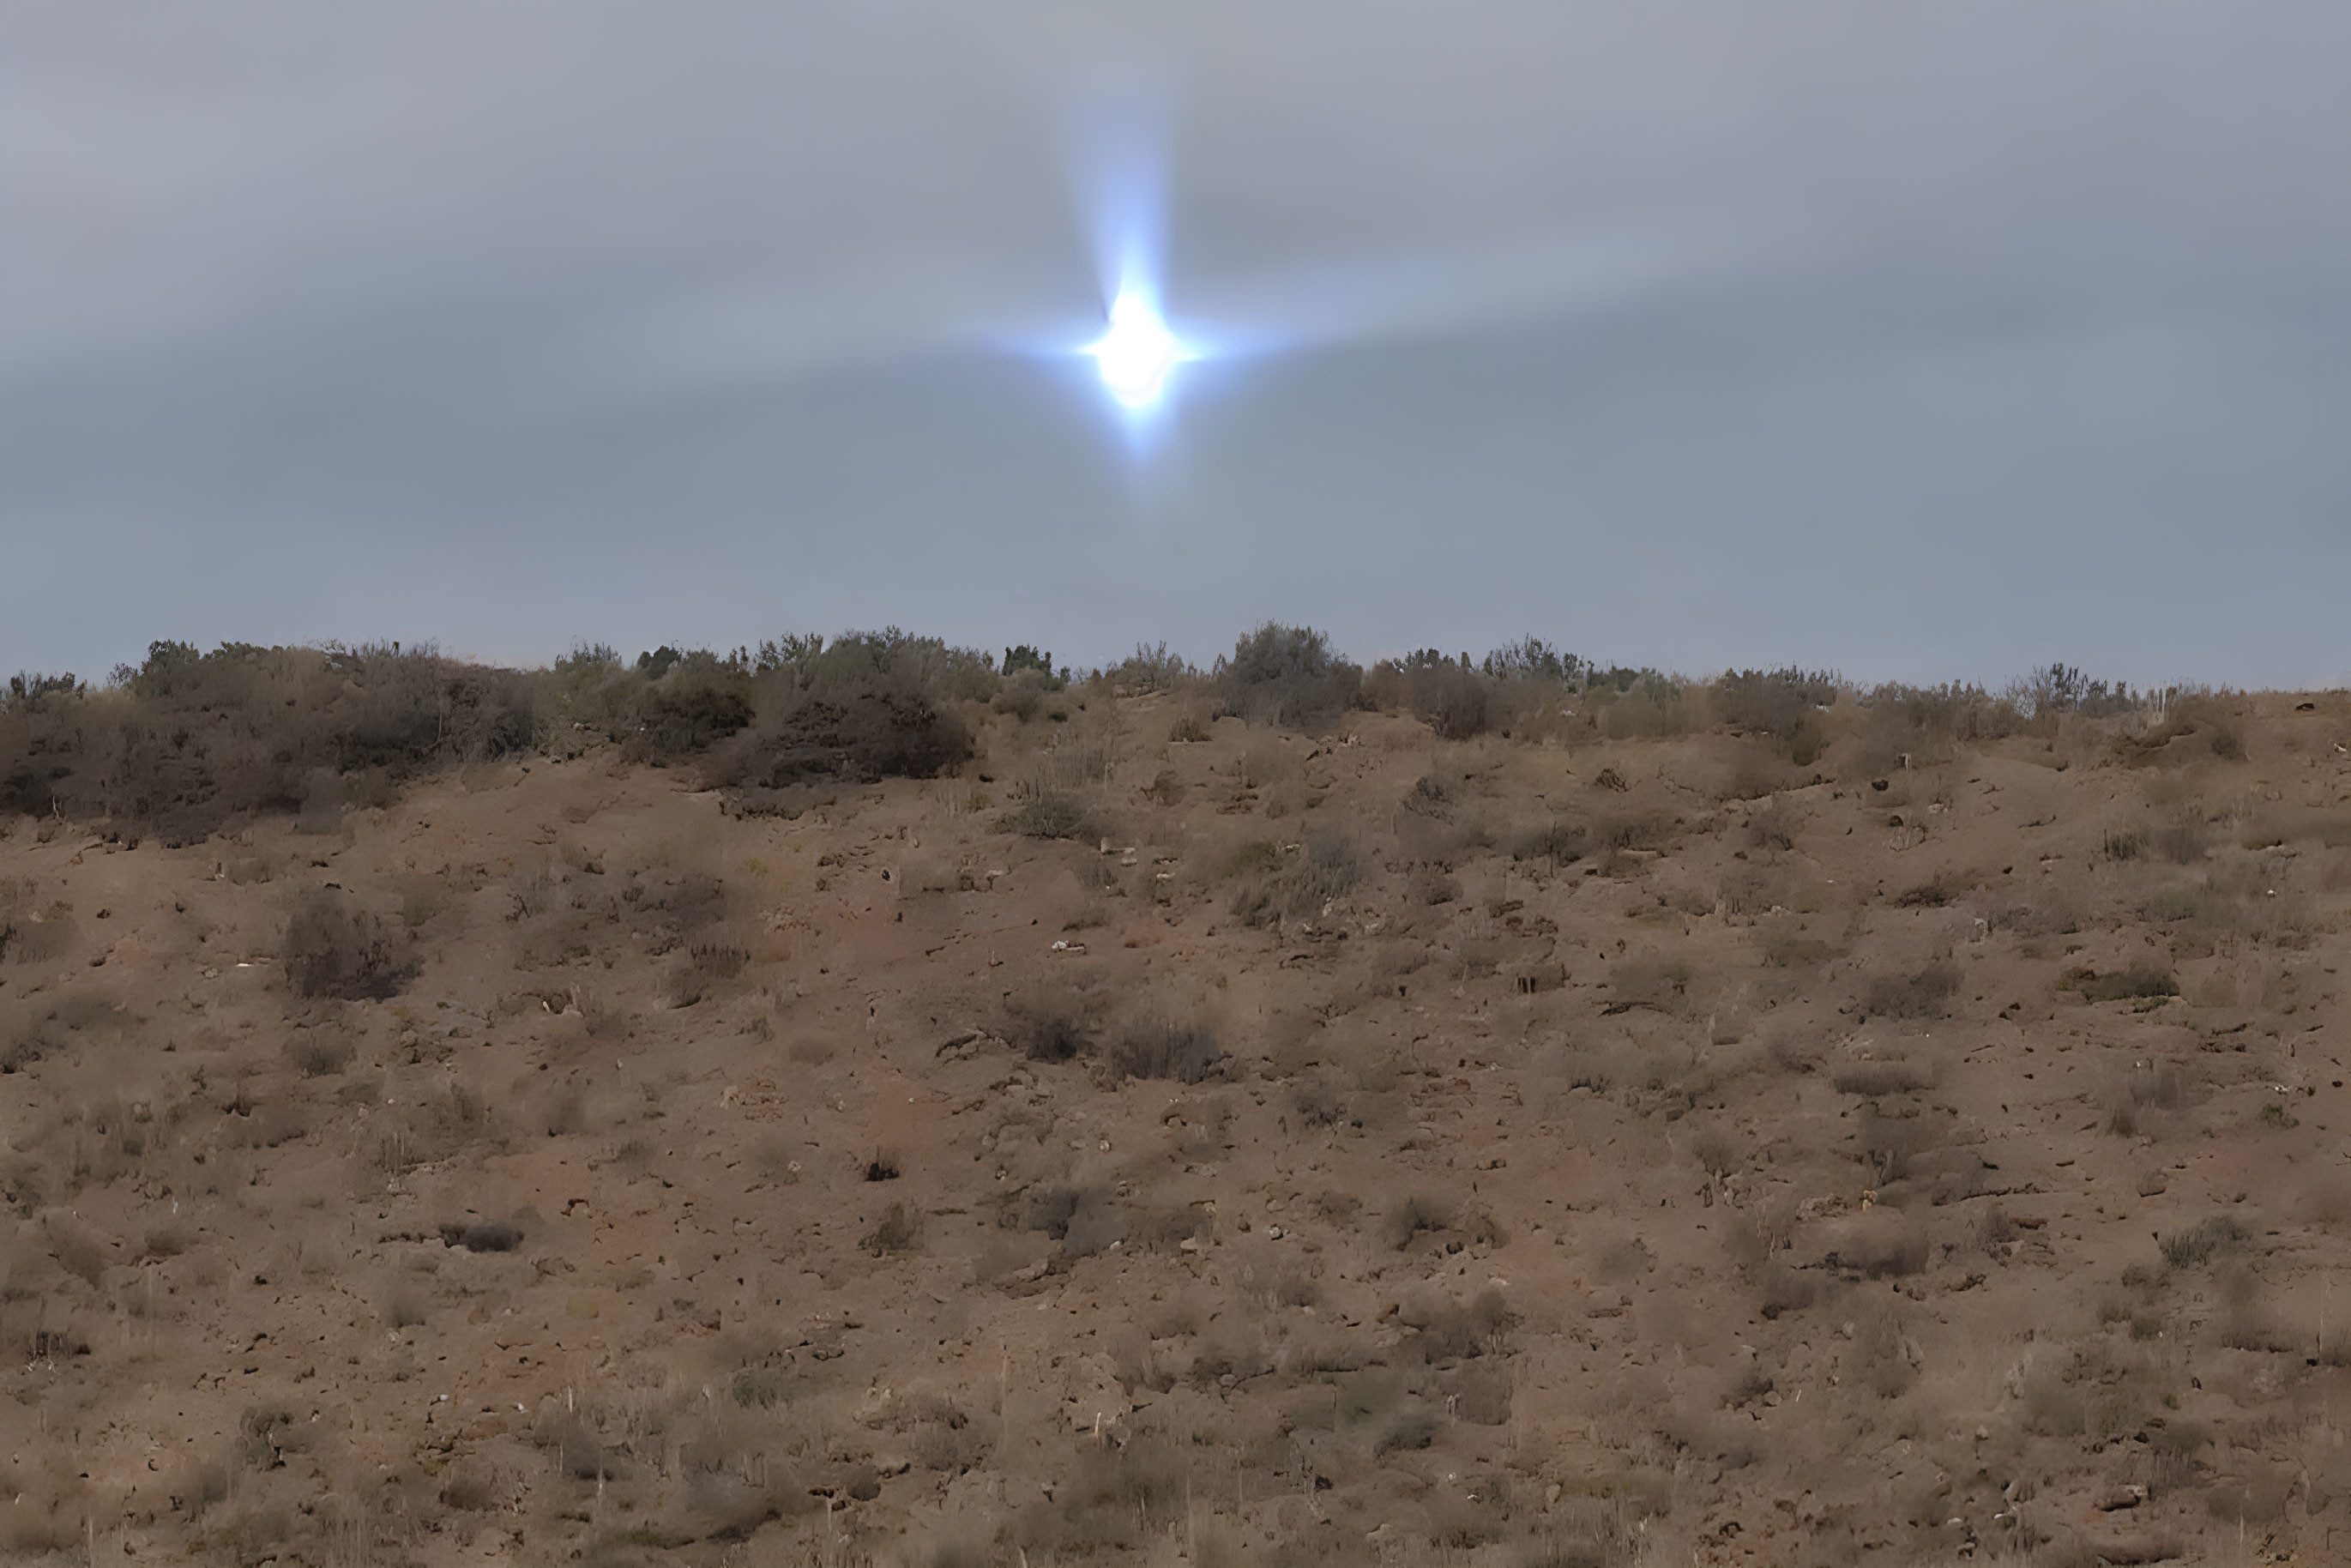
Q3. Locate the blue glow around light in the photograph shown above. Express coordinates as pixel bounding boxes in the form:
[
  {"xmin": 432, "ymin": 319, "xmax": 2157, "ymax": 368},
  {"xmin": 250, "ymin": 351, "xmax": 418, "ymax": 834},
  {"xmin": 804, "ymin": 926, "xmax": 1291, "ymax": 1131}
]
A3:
[{"xmin": 1085, "ymin": 291, "xmax": 1184, "ymax": 408}]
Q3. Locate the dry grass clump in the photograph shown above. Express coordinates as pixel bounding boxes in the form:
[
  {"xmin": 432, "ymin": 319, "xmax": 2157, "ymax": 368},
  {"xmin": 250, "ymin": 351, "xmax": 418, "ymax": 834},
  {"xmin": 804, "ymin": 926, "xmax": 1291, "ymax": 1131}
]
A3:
[
  {"xmin": 1000, "ymin": 793, "xmax": 1093, "ymax": 841},
  {"xmin": 2160, "ymin": 1215, "xmax": 2251, "ymax": 1269},
  {"xmin": 284, "ymin": 1028, "xmax": 354, "ymax": 1076},
  {"xmin": 282, "ymin": 886, "xmax": 417, "ymax": 1000},
  {"xmin": 1228, "ymin": 830, "xmax": 1359, "ymax": 928}
]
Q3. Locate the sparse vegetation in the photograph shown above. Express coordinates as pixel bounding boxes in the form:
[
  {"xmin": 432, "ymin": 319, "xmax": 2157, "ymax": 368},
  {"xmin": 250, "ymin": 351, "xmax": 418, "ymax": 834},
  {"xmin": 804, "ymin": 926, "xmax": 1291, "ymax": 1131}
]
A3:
[
  {"xmin": 282, "ymin": 886, "xmax": 416, "ymax": 1000},
  {"xmin": 0, "ymin": 632, "xmax": 2338, "ymax": 1565}
]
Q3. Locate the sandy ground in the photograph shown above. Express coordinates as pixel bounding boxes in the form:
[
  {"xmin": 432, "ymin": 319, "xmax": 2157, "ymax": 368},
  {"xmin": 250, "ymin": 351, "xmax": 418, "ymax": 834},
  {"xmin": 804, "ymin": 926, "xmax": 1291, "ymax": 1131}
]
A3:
[{"xmin": 5, "ymin": 691, "xmax": 2351, "ymax": 1567}]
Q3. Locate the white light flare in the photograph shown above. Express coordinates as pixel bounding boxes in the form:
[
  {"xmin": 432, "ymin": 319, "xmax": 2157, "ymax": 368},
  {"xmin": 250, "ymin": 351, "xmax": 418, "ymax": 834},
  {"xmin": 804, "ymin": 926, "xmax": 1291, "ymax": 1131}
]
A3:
[{"xmin": 1085, "ymin": 291, "xmax": 1185, "ymax": 409}]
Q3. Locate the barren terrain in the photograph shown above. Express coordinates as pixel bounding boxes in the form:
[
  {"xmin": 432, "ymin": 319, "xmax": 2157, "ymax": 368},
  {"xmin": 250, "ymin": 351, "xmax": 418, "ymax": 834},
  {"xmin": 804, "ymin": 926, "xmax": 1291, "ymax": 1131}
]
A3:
[{"xmin": 7, "ymin": 685, "xmax": 2351, "ymax": 1566}]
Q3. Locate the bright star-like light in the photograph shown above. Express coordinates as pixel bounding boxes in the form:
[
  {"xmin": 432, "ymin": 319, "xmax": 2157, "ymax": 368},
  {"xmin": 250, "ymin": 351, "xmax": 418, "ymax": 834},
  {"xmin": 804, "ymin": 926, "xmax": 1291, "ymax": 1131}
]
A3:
[{"xmin": 1086, "ymin": 292, "xmax": 1183, "ymax": 408}]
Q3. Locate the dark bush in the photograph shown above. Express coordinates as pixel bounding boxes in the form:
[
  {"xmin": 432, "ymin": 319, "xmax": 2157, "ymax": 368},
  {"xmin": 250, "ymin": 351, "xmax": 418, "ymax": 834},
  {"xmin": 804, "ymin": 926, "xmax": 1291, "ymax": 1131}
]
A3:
[
  {"xmin": 1365, "ymin": 651, "xmax": 1492, "ymax": 739},
  {"xmin": 1216, "ymin": 623, "xmax": 1361, "ymax": 731},
  {"xmin": 1002, "ymin": 645, "xmax": 1064, "ymax": 686},
  {"xmin": 1005, "ymin": 995, "xmax": 1092, "ymax": 1064},
  {"xmin": 1, "ymin": 642, "xmax": 534, "ymax": 843},
  {"xmin": 619, "ymin": 679, "xmax": 753, "ymax": 761},
  {"xmin": 724, "ymin": 691, "xmax": 969, "ymax": 789},
  {"xmin": 438, "ymin": 1220, "xmax": 523, "ymax": 1253},
  {"xmin": 1711, "ymin": 667, "xmax": 1837, "ymax": 761},
  {"xmin": 282, "ymin": 888, "xmax": 417, "ymax": 1001},
  {"xmin": 1481, "ymin": 636, "xmax": 1585, "ymax": 685}
]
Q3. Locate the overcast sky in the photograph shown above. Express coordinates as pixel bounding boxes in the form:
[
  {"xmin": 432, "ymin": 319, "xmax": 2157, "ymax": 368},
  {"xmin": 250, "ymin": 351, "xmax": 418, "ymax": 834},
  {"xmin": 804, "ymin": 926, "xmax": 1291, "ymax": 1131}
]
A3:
[{"xmin": 6, "ymin": 3, "xmax": 2348, "ymax": 687}]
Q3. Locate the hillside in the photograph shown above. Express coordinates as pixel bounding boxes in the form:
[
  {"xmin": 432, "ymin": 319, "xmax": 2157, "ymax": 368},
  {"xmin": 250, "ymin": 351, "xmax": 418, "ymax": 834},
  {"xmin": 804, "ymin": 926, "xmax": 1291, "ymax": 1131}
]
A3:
[{"xmin": 5, "ymin": 683, "xmax": 2351, "ymax": 1567}]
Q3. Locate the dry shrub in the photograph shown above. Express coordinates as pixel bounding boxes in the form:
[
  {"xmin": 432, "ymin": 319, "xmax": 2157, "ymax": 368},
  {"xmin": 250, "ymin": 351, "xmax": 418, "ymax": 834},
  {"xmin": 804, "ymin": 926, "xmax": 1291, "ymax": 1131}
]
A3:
[
  {"xmin": 1852, "ymin": 1302, "xmax": 1920, "ymax": 1398},
  {"xmin": 1016, "ymin": 1440, "xmax": 1193, "ymax": 1557},
  {"xmin": 1860, "ymin": 964, "xmax": 1957, "ymax": 1019},
  {"xmin": 1388, "ymin": 1192, "xmax": 1454, "ymax": 1251},
  {"xmin": 1760, "ymin": 1263, "xmax": 1818, "ymax": 1319},
  {"xmin": 1409, "ymin": 1288, "xmax": 1515, "ymax": 1360},
  {"xmin": 1290, "ymin": 1077, "xmax": 1350, "ymax": 1128},
  {"xmin": 1825, "ymin": 1212, "xmax": 1928, "ymax": 1277},
  {"xmin": 1217, "ymin": 623, "xmax": 1362, "ymax": 732},
  {"xmin": 1001, "ymin": 793, "xmax": 1093, "ymax": 841},
  {"xmin": 2160, "ymin": 1215, "xmax": 2250, "ymax": 1269},
  {"xmin": 2063, "ymin": 965, "xmax": 2179, "ymax": 1003},
  {"xmin": 1228, "ymin": 830, "xmax": 1360, "ymax": 927},
  {"xmin": 1404, "ymin": 774, "xmax": 1456, "ymax": 819},
  {"xmin": 1608, "ymin": 956, "xmax": 1693, "ymax": 1013},
  {"xmin": 283, "ymin": 887, "xmax": 416, "ymax": 1001},
  {"xmin": 437, "ymin": 1220, "xmax": 522, "ymax": 1253},
  {"xmin": 1748, "ymin": 797, "xmax": 1804, "ymax": 851},
  {"xmin": 1892, "ymin": 875, "xmax": 1958, "ymax": 908},
  {"xmin": 1365, "ymin": 653, "xmax": 1492, "ymax": 739},
  {"xmin": 1444, "ymin": 1361, "xmax": 1516, "ymax": 1425},
  {"xmin": 1106, "ymin": 1021, "xmax": 1223, "ymax": 1083},
  {"xmin": 285, "ymin": 1028, "xmax": 354, "ymax": 1076},
  {"xmin": 667, "ymin": 935, "xmax": 751, "ymax": 1007},
  {"xmin": 865, "ymin": 1202, "xmax": 920, "ymax": 1256},
  {"xmin": 1512, "ymin": 820, "xmax": 1588, "ymax": 866},
  {"xmin": 1, "ymin": 641, "xmax": 534, "ymax": 843},
  {"xmin": 1831, "ymin": 1060, "xmax": 1928, "ymax": 1096}
]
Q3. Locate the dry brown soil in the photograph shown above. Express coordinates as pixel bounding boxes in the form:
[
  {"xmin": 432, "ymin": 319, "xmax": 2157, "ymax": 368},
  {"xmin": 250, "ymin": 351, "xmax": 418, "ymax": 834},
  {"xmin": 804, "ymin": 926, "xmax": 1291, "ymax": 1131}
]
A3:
[{"xmin": 7, "ymin": 692, "xmax": 2351, "ymax": 1567}]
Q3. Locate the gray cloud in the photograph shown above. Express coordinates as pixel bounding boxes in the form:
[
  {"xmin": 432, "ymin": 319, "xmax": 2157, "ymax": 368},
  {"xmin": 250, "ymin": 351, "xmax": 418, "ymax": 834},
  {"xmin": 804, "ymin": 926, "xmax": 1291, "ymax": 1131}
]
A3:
[{"xmin": 6, "ymin": 2, "xmax": 2348, "ymax": 684}]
